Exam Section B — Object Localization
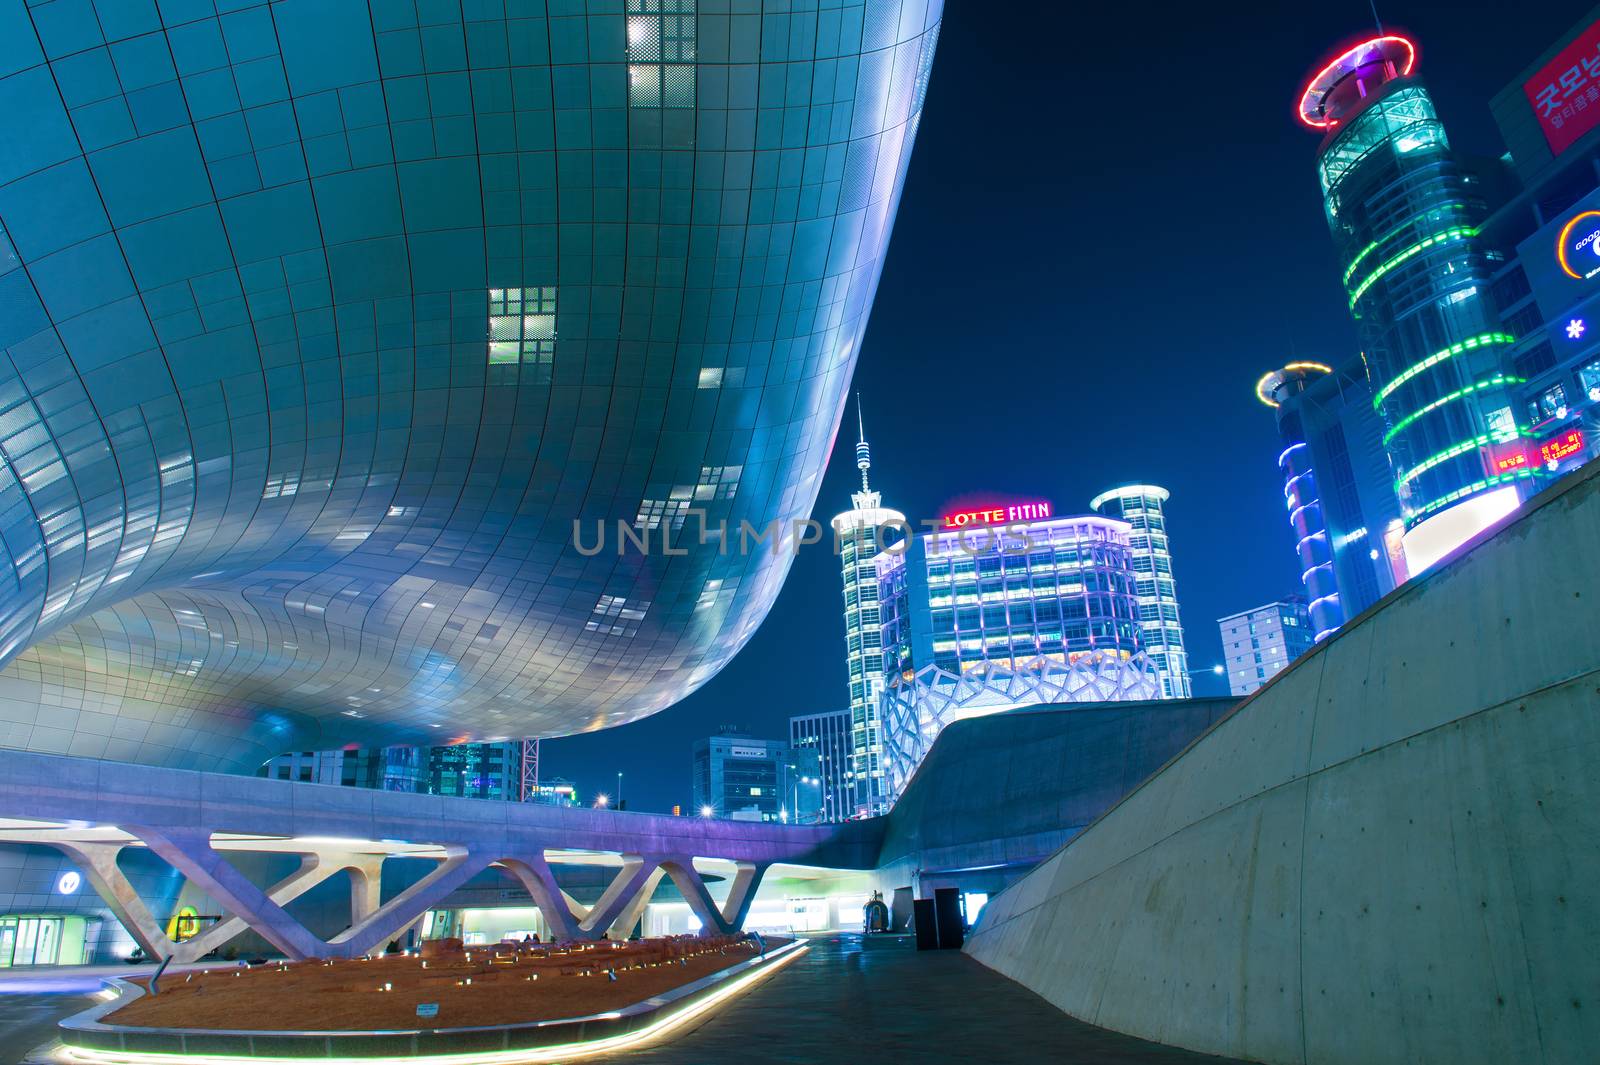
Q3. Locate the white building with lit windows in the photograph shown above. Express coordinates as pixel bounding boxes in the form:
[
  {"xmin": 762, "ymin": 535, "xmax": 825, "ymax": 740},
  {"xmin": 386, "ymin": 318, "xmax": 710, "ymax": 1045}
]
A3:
[
  {"xmin": 1217, "ymin": 598, "xmax": 1315, "ymax": 696},
  {"xmin": 1090, "ymin": 486, "xmax": 1193, "ymax": 698},
  {"xmin": 831, "ymin": 406, "xmax": 902, "ymax": 817}
]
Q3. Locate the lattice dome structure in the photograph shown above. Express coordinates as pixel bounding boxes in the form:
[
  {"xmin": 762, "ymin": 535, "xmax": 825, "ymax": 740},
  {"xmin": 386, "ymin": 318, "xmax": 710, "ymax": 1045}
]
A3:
[
  {"xmin": 880, "ymin": 653, "xmax": 1161, "ymax": 801},
  {"xmin": 0, "ymin": 0, "xmax": 942, "ymax": 771}
]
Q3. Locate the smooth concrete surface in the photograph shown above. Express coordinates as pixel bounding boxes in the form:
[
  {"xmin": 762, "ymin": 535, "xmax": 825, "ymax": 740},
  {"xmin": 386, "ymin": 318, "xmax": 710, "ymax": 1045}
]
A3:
[
  {"xmin": 0, "ymin": 750, "xmax": 881, "ymax": 869},
  {"xmin": 965, "ymin": 461, "xmax": 1600, "ymax": 1065},
  {"xmin": 874, "ymin": 698, "xmax": 1234, "ymax": 902}
]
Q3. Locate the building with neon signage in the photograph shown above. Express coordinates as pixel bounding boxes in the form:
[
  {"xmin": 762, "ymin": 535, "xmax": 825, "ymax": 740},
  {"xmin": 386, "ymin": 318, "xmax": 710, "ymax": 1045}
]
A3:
[
  {"xmin": 1299, "ymin": 35, "xmax": 1531, "ymax": 576},
  {"xmin": 1255, "ymin": 359, "xmax": 1403, "ymax": 638},
  {"xmin": 872, "ymin": 511, "xmax": 1157, "ymax": 800},
  {"xmin": 1475, "ymin": 8, "xmax": 1600, "ymax": 487},
  {"xmin": 831, "ymin": 405, "xmax": 903, "ymax": 817},
  {"xmin": 1089, "ymin": 486, "xmax": 1192, "ymax": 696}
]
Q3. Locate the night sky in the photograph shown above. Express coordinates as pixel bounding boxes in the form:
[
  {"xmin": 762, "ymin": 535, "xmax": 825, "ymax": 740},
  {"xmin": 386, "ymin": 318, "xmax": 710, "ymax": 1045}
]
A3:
[{"xmin": 542, "ymin": 0, "xmax": 1596, "ymax": 813}]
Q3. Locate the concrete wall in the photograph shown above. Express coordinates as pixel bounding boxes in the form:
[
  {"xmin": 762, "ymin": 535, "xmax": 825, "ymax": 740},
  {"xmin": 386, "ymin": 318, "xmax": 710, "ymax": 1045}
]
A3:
[
  {"xmin": 964, "ymin": 463, "xmax": 1600, "ymax": 1065},
  {"xmin": 873, "ymin": 698, "xmax": 1234, "ymax": 904}
]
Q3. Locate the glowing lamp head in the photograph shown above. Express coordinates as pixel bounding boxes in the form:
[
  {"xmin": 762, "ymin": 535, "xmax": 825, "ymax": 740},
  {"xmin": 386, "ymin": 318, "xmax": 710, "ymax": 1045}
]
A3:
[{"xmin": 1298, "ymin": 35, "xmax": 1417, "ymax": 130}]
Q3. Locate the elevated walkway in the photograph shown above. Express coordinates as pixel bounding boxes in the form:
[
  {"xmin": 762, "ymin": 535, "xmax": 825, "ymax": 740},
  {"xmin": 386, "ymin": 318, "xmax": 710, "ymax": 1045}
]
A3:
[{"xmin": 965, "ymin": 462, "xmax": 1600, "ymax": 1064}]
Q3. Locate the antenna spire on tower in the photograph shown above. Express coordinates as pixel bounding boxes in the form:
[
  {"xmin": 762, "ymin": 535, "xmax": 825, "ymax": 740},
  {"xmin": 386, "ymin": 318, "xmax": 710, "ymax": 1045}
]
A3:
[{"xmin": 854, "ymin": 393, "xmax": 872, "ymax": 493}]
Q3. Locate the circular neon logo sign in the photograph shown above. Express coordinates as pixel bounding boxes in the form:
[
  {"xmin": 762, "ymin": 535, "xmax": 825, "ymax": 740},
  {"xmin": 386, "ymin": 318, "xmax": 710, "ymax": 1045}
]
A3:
[
  {"xmin": 56, "ymin": 870, "xmax": 81, "ymax": 894},
  {"xmin": 1557, "ymin": 210, "xmax": 1600, "ymax": 281}
]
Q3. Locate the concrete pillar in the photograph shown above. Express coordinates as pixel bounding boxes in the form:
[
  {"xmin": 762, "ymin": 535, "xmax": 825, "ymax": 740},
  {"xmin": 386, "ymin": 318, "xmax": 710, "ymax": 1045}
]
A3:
[
  {"xmin": 347, "ymin": 857, "xmax": 385, "ymax": 926},
  {"xmin": 498, "ymin": 855, "xmax": 583, "ymax": 942},
  {"xmin": 48, "ymin": 841, "xmax": 171, "ymax": 959},
  {"xmin": 660, "ymin": 859, "xmax": 769, "ymax": 935},
  {"xmin": 576, "ymin": 856, "xmax": 659, "ymax": 939},
  {"xmin": 325, "ymin": 847, "xmax": 492, "ymax": 958},
  {"xmin": 604, "ymin": 866, "xmax": 665, "ymax": 940},
  {"xmin": 130, "ymin": 827, "xmax": 329, "ymax": 960}
]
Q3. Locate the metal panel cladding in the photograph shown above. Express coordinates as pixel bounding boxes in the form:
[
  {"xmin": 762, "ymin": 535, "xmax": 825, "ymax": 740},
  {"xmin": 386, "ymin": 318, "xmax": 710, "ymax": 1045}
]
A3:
[{"xmin": 0, "ymin": 0, "xmax": 942, "ymax": 770}]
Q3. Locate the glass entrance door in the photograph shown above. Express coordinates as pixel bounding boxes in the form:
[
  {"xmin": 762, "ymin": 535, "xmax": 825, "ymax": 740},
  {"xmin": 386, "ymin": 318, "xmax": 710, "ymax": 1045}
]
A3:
[{"xmin": 0, "ymin": 918, "xmax": 64, "ymax": 966}]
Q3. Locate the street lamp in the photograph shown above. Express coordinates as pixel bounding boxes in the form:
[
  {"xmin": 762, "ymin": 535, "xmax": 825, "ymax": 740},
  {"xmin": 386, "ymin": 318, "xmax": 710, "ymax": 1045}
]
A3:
[
  {"xmin": 595, "ymin": 793, "xmax": 609, "ymax": 808},
  {"xmin": 1211, "ymin": 664, "xmax": 1225, "ymax": 675},
  {"xmin": 616, "ymin": 772, "xmax": 623, "ymax": 810},
  {"xmin": 699, "ymin": 804, "xmax": 714, "ymax": 818}
]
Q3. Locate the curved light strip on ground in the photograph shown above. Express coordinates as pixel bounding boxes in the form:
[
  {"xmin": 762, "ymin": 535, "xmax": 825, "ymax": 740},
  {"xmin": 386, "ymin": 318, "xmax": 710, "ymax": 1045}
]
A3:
[{"xmin": 56, "ymin": 943, "xmax": 808, "ymax": 1065}]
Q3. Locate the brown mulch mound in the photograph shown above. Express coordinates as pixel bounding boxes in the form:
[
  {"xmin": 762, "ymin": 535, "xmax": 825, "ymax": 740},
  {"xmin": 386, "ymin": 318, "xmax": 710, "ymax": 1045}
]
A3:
[{"xmin": 109, "ymin": 935, "xmax": 785, "ymax": 1031}]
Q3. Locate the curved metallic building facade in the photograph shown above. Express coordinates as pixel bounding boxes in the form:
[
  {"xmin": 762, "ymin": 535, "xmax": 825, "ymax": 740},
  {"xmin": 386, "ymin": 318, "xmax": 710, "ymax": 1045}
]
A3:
[{"xmin": 0, "ymin": 0, "xmax": 942, "ymax": 771}]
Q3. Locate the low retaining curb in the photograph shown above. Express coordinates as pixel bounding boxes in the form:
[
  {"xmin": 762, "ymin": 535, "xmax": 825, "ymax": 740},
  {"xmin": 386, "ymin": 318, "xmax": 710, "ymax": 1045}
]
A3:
[{"xmin": 59, "ymin": 938, "xmax": 805, "ymax": 1060}]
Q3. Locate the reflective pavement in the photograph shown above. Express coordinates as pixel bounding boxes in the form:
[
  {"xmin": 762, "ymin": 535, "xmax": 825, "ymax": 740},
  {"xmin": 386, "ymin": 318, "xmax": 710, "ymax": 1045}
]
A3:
[{"xmin": 609, "ymin": 933, "xmax": 1257, "ymax": 1064}]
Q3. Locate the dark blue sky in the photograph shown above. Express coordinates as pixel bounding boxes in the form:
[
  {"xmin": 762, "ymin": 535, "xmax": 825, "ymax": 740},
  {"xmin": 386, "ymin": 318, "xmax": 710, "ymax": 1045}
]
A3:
[{"xmin": 544, "ymin": 0, "xmax": 1595, "ymax": 812}]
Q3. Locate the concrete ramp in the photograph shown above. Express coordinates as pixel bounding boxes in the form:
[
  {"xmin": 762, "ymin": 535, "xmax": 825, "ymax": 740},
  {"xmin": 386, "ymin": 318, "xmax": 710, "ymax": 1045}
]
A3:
[{"xmin": 964, "ymin": 462, "xmax": 1600, "ymax": 1065}]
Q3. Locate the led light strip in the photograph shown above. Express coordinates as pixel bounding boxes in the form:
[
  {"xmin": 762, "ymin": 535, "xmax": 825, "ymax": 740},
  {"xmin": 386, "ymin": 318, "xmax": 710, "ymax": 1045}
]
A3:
[
  {"xmin": 1382, "ymin": 375, "xmax": 1523, "ymax": 445},
  {"xmin": 1395, "ymin": 435, "xmax": 1489, "ymax": 489},
  {"xmin": 1342, "ymin": 205, "xmax": 1468, "ymax": 287},
  {"xmin": 57, "ymin": 942, "xmax": 808, "ymax": 1065},
  {"xmin": 1373, "ymin": 332, "xmax": 1516, "ymax": 408},
  {"xmin": 1347, "ymin": 226, "xmax": 1478, "ymax": 308}
]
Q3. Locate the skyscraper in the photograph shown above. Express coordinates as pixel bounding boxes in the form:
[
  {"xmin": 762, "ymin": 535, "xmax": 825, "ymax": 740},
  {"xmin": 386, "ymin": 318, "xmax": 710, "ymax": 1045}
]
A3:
[
  {"xmin": 1217, "ymin": 599, "xmax": 1316, "ymax": 697},
  {"xmin": 788, "ymin": 710, "xmax": 855, "ymax": 824},
  {"xmin": 1300, "ymin": 35, "xmax": 1531, "ymax": 575},
  {"xmin": 1255, "ymin": 360, "xmax": 1402, "ymax": 639},
  {"xmin": 1089, "ymin": 486, "xmax": 1191, "ymax": 697},
  {"xmin": 831, "ymin": 403, "xmax": 903, "ymax": 817}
]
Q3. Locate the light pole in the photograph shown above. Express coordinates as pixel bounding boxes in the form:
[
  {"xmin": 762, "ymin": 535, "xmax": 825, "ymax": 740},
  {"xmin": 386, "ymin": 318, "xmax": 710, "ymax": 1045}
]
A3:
[{"xmin": 616, "ymin": 772, "xmax": 623, "ymax": 811}]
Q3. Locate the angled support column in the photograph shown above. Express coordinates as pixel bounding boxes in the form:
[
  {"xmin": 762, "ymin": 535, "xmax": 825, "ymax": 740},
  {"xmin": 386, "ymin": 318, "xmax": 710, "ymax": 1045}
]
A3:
[
  {"xmin": 48, "ymin": 841, "xmax": 170, "ymax": 959},
  {"xmin": 499, "ymin": 855, "xmax": 583, "ymax": 942},
  {"xmin": 605, "ymin": 866, "xmax": 665, "ymax": 940},
  {"xmin": 576, "ymin": 856, "xmax": 659, "ymax": 939},
  {"xmin": 661, "ymin": 859, "xmax": 769, "ymax": 935},
  {"xmin": 130, "ymin": 828, "xmax": 330, "ymax": 960},
  {"xmin": 170, "ymin": 855, "xmax": 348, "ymax": 963},
  {"xmin": 326, "ymin": 847, "xmax": 491, "ymax": 958}
]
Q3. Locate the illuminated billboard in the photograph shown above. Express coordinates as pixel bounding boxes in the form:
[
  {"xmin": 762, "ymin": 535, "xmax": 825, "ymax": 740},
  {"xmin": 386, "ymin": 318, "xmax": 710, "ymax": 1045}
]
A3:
[
  {"xmin": 1557, "ymin": 210, "xmax": 1600, "ymax": 281},
  {"xmin": 1524, "ymin": 18, "xmax": 1600, "ymax": 156},
  {"xmin": 940, "ymin": 501, "xmax": 1053, "ymax": 529}
]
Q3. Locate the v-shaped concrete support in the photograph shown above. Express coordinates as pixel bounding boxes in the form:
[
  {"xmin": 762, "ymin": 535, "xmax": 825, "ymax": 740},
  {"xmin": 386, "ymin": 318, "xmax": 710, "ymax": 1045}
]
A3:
[{"xmin": 661, "ymin": 860, "xmax": 768, "ymax": 935}]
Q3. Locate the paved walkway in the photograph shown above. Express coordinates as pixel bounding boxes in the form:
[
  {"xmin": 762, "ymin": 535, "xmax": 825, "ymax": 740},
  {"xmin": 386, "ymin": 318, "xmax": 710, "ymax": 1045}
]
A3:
[
  {"xmin": 608, "ymin": 934, "xmax": 1257, "ymax": 1064},
  {"xmin": 0, "ymin": 937, "xmax": 1258, "ymax": 1064}
]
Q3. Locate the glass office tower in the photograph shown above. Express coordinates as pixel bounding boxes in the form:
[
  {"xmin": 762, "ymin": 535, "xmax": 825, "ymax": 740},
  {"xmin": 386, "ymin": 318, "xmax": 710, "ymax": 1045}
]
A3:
[
  {"xmin": 1088, "ymin": 486, "xmax": 1191, "ymax": 697},
  {"xmin": 1301, "ymin": 36, "xmax": 1530, "ymax": 574}
]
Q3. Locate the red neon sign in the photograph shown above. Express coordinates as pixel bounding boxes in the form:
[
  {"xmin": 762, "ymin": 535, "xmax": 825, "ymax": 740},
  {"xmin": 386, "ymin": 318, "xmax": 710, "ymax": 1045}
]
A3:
[
  {"xmin": 1493, "ymin": 450, "xmax": 1528, "ymax": 474},
  {"xmin": 941, "ymin": 500, "xmax": 1052, "ymax": 529},
  {"xmin": 1524, "ymin": 17, "xmax": 1600, "ymax": 157},
  {"xmin": 1540, "ymin": 428, "xmax": 1585, "ymax": 464}
]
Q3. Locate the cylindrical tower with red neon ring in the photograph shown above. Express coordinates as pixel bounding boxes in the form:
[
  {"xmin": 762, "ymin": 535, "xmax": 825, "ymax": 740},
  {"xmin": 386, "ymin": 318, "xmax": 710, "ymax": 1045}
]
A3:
[{"xmin": 1298, "ymin": 35, "xmax": 1529, "ymax": 574}]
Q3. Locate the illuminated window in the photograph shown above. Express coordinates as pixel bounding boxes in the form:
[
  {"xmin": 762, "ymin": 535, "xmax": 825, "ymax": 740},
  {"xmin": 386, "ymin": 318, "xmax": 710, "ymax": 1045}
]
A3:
[
  {"xmin": 487, "ymin": 287, "xmax": 556, "ymax": 369},
  {"xmin": 628, "ymin": 0, "xmax": 695, "ymax": 108}
]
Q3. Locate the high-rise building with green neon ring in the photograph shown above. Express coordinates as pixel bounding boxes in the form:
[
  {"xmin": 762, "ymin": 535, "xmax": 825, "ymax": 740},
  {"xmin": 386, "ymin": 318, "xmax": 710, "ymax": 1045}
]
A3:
[{"xmin": 1299, "ymin": 35, "xmax": 1531, "ymax": 573}]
